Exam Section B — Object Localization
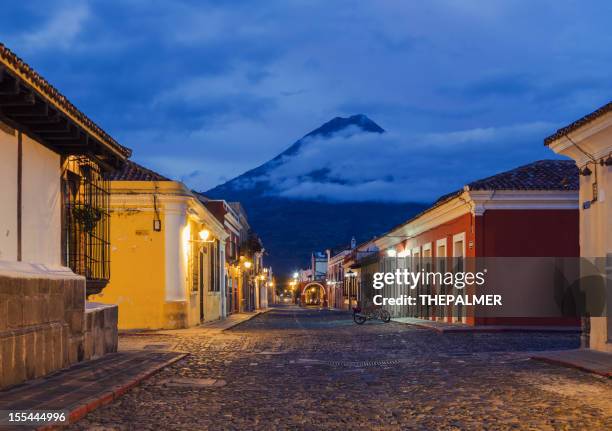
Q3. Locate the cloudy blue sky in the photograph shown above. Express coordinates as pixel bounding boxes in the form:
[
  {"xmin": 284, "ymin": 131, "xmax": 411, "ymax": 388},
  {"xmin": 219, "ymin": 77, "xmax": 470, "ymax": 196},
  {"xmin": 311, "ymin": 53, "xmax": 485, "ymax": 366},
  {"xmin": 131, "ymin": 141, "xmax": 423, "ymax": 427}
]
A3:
[{"xmin": 2, "ymin": 0, "xmax": 611, "ymax": 201}]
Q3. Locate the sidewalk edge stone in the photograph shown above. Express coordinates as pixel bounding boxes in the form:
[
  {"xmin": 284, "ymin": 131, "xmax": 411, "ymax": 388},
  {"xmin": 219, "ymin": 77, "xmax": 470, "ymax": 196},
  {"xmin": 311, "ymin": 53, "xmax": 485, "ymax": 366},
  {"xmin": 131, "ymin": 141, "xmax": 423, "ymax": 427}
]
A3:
[{"xmin": 36, "ymin": 353, "xmax": 188, "ymax": 431}]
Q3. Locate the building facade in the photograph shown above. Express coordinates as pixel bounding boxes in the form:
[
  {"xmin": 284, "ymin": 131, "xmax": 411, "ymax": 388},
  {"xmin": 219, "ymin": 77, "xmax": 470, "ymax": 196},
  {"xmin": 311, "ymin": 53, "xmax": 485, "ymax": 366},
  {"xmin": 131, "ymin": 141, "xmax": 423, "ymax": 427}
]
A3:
[
  {"xmin": 91, "ymin": 161, "xmax": 227, "ymax": 329},
  {"xmin": 202, "ymin": 199, "xmax": 244, "ymax": 316},
  {"xmin": 364, "ymin": 160, "xmax": 580, "ymax": 326},
  {"xmin": 343, "ymin": 240, "xmax": 379, "ymax": 310},
  {"xmin": 326, "ymin": 239, "xmax": 355, "ymax": 309},
  {"xmin": 546, "ymin": 102, "xmax": 612, "ymax": 352},
  {"xmin": 0, "ymin": 44, "xmax": 128, "ymax": 388}
]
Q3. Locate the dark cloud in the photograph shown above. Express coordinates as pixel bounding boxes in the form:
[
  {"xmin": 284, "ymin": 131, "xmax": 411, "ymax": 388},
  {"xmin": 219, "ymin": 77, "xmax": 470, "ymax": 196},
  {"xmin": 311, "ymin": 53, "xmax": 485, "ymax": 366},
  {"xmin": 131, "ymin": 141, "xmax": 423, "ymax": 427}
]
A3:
[{"xmin": 2, "ymin": 0, "xmax": 612, "ymax": 195}]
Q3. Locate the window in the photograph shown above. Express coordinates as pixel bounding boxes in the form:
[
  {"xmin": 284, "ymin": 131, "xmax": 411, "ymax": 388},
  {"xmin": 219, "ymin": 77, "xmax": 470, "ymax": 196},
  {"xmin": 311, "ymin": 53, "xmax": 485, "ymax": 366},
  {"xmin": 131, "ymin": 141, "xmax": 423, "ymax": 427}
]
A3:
[
  {"xmin": 452, "ymin": 232, "xmax": 466, "ymax": 323},
  {"xmin": 436, "ymin": 238, "xmax": 447, "ymax": 273},
  {"xmin": 436, "ymin": 238, "xmax": 447, "ymax": 259},
  {"xmin": 190, "ymin": 247, "xmax": 205, "ymax": 293},
  {"xmin": 436, "ymin": 238, "xmax": 447, "ymax": 320},
  {"xmin": 63, "ymin": 156, "xmax": 110, "ymax": 292},
  {"xmin": 452, "ymin": 233, "xmax": 465, "ymax": 260},
  {"xmin": 209, "ymin": 239, "xmax": 221, "ymax": 292}
]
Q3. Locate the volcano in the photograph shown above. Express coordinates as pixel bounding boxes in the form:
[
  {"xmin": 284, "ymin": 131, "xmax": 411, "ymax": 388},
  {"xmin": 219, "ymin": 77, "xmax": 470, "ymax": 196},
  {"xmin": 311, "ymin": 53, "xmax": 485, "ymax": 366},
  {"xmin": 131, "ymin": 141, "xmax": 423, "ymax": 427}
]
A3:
[{"xmin": 206, "ymin": 115, "xmax": 426, "ymax": 275}]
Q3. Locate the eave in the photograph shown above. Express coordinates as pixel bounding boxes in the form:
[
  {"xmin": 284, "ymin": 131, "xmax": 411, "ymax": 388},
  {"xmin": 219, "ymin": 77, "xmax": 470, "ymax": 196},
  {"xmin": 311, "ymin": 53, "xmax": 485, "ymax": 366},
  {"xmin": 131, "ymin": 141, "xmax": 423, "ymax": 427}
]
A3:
[{"xmin": 0, "ymin": 45, "xmax": 131, "ymax": 168}]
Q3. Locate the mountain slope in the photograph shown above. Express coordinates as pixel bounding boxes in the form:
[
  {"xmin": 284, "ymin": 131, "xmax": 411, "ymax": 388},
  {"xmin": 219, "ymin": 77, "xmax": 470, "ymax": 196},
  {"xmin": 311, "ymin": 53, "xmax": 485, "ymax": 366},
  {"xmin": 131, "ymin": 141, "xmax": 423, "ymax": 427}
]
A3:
[{"xmin": 206, "ymin": 115, "xmax": 426, "ymax": 275}]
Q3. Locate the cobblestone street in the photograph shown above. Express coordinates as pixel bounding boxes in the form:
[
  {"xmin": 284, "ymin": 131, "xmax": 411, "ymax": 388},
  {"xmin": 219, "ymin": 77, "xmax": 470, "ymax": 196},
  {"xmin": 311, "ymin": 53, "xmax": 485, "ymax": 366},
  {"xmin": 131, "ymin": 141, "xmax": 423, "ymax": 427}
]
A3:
[{"xmin": 71, "ymin": 305, "xmax": 612, "ymax": 430}]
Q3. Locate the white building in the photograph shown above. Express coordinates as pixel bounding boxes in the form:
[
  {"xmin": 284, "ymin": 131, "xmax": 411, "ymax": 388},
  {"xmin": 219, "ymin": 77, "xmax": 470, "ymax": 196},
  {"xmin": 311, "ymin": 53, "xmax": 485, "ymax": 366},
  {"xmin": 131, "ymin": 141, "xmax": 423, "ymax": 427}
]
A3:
[
  {"xmin": 0, "ymin": 44, "xmax": 130, "ymax": 388},
  {"xmin": 546, "ymin": 102, "xmax": 612, "ymax": 353}
]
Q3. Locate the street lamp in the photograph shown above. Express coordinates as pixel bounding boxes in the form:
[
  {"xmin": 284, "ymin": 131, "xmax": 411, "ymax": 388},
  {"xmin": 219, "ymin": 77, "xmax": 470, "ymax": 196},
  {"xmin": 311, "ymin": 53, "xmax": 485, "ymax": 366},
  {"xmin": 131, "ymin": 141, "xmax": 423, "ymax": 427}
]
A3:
[
  {"xmin": 293, "ymin": 272, "xmax": 299, "ymax": 279},
  {"xmin": 199, "ymin": 229, "xmax": 211, "ymax": 241},
  {"xmin": 243, "ymin": 260, "xmax": 252, "ymax": 269}
]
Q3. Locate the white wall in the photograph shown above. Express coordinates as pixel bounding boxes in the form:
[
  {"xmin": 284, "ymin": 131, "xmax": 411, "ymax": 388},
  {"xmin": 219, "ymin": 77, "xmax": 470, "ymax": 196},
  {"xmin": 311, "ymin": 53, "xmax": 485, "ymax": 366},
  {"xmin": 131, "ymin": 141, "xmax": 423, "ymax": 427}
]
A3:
[
  {"xmin": 21, "ymin": 133, "xmax": 61, "ymax": 265},
  {"xmin": 164, "ymin": 201, "xmax": 188, "ymax": 301},
  {"xmin": 548, "ymin": 115, "xmax": 612, "ymax": 352},
  {"xmin": 0, "ymin": 126, "xmax": 18, "ymax": 261},
  {"xmin": 0, "ymin": 126, "xmax": 62, "ymax": 266}
]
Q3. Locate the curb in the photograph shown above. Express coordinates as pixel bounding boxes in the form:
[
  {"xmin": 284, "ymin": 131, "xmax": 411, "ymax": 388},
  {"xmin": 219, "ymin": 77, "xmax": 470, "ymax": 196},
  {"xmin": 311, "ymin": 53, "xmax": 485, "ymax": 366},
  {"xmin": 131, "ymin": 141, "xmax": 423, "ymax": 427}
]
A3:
[
  {"xmin": 393, "ymin": 320, "xmax": 581, "ymax": 334},
  {"xmin": 530, "ymin": 355, "xmax": 612, "ymax": 378},
  {"xmin": 392, "ymin": 320, "xmax": 446, "ymax": 333},
  {"xmin": 223, "ymin": 308, "xmax": 272, "ymax": 331},
  {"xmin": 37, "ymin": 353, "xmax": 188, "ymax": 431}
]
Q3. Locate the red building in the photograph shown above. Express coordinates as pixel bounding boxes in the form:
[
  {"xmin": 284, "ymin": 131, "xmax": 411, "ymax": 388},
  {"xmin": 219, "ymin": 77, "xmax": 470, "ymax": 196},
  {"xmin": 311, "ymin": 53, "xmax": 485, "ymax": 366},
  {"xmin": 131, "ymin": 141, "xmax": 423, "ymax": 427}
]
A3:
[{"xmin": 372, "ymin": 160, "xmax": 579, "ymax": 326}]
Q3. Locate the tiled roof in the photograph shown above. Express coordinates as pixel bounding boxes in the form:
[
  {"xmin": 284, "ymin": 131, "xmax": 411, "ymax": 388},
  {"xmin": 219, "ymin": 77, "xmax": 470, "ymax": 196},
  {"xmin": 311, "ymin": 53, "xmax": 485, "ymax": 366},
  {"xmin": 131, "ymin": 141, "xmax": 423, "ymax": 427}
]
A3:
[
  {"xmin": 0, "ymin": 43, "xmax": 131, "ymax": 158},
  {"xmin": 432, "ymin": 159, "xmax": 577, "ymax": 205},
  {"xmin": 385, "ymin": 159, "xmax": 578, "ymax": 239},
  {"xmin": 466, "ymin": 159, "xmax": 578, "ymax": 191},
  {"xmin": 108, "ymin": 160, "xmax": 171, "ymax": 181},
  {"xmin": 544, "ymin": 101, "xmax": 612, "ymax": 145}
]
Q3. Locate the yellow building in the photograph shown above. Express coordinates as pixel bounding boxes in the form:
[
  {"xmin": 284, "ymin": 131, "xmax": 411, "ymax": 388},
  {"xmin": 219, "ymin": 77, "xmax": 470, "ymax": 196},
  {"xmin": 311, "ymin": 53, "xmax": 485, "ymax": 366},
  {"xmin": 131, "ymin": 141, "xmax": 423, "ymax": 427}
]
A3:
[{"xmin": 91, "ymin": 161, "xmax": 227, "ymax": 330}]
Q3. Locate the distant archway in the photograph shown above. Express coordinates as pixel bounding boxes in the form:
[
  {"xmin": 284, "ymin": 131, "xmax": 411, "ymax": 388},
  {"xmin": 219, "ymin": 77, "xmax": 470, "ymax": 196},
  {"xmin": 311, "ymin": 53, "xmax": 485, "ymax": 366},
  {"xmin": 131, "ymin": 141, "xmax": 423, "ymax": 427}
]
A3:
[{"xmin": 300, "ymin": 282, "xmax": 327, "ymax": 307}]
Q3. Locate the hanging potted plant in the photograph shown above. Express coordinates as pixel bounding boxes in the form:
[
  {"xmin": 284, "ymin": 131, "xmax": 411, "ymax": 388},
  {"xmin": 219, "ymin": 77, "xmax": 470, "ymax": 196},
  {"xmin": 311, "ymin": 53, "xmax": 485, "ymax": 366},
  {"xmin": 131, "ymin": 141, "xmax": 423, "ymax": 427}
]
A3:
[{"xmin": 72, "ymin": 204, "xmax": 103, "ymax": 233}]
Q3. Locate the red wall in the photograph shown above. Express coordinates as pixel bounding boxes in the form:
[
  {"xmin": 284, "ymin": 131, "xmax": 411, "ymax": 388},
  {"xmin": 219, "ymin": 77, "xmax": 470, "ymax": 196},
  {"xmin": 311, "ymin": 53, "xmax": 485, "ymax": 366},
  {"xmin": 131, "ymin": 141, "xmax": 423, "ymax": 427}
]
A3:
[
  {"xmin": 477, "ymin": 209, "xmax": 579, "ymax": 257},
  {"xmin": 395, "ymin": 209, "xmax": 579, "ymax": 258},
  {"xmin": 390, "ymin": 207, "xmax": 579, "ymax": 326}
]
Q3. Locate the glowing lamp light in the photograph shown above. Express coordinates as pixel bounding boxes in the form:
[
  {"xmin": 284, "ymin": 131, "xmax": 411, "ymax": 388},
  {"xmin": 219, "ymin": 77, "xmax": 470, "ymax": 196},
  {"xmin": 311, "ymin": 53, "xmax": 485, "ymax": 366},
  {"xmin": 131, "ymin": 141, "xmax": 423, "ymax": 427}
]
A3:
[
  {"xmin": 243, "ymin": 261, "xmax": 253, "ymax": 269},
  {"xmin": 293, "ymin": 272, "xmax": 299, "ymax": 279},
  {"xmin": 199, "ymin": 229, "xmax": 210, "ymax": 241},
  {"xmin": 386, "ymin": 248, "xmax": 397, "ymax": 257}
]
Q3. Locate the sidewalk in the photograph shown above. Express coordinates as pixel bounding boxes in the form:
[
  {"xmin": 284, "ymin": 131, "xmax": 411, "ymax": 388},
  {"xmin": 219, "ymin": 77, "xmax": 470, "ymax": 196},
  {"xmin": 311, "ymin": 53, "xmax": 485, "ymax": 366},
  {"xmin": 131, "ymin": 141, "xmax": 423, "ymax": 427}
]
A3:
[
  {"xmin": 0, "ymin": 311, "xmax": 270, "ymax": 430},
  {"xmin": 196, "ymin": 308, "xmax": 272, "ymax": 331},
  {"xmin": 393, "ymin": 317, "xmax": 581, "ymax": 333},
  {"xmin": 531, "ymin": 349, "xmax": 612, "ymax": 378},
  {"xmin": 0, "ymin": 350, "xmax": 186, "ymax": 430},
  {"xmin": 123, "ymin": 308, "xmax": 272, "ymax": 336}
]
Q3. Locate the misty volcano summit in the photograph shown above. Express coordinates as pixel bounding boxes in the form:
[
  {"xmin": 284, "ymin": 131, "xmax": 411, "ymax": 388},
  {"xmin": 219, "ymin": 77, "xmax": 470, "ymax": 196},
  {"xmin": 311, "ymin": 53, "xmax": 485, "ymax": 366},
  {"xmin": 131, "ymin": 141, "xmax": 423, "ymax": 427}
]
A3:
[
  {"xmin": 209, "ymin": 114, "xmax": 386, "ymax": 202},
  {"xmin": 206, "ymin": 114, "xmax": 426, "ymax": 275}
]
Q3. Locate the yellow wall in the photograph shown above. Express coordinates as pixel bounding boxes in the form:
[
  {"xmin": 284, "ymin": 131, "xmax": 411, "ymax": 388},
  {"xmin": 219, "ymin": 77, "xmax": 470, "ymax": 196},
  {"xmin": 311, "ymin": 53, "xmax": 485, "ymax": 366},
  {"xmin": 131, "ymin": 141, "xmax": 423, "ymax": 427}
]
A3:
[{"xmin": 91, "ymin": 197, "xmax": 167, "ymax": 329}]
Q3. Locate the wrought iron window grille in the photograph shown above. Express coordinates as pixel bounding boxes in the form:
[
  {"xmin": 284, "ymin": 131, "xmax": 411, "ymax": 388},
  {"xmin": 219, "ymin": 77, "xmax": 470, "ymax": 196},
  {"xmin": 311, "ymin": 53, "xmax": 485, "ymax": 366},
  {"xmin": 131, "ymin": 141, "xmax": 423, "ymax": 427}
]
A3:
[{"xmin": 62, "ymin": 156, "xmax": 111, "ymax": 295}]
